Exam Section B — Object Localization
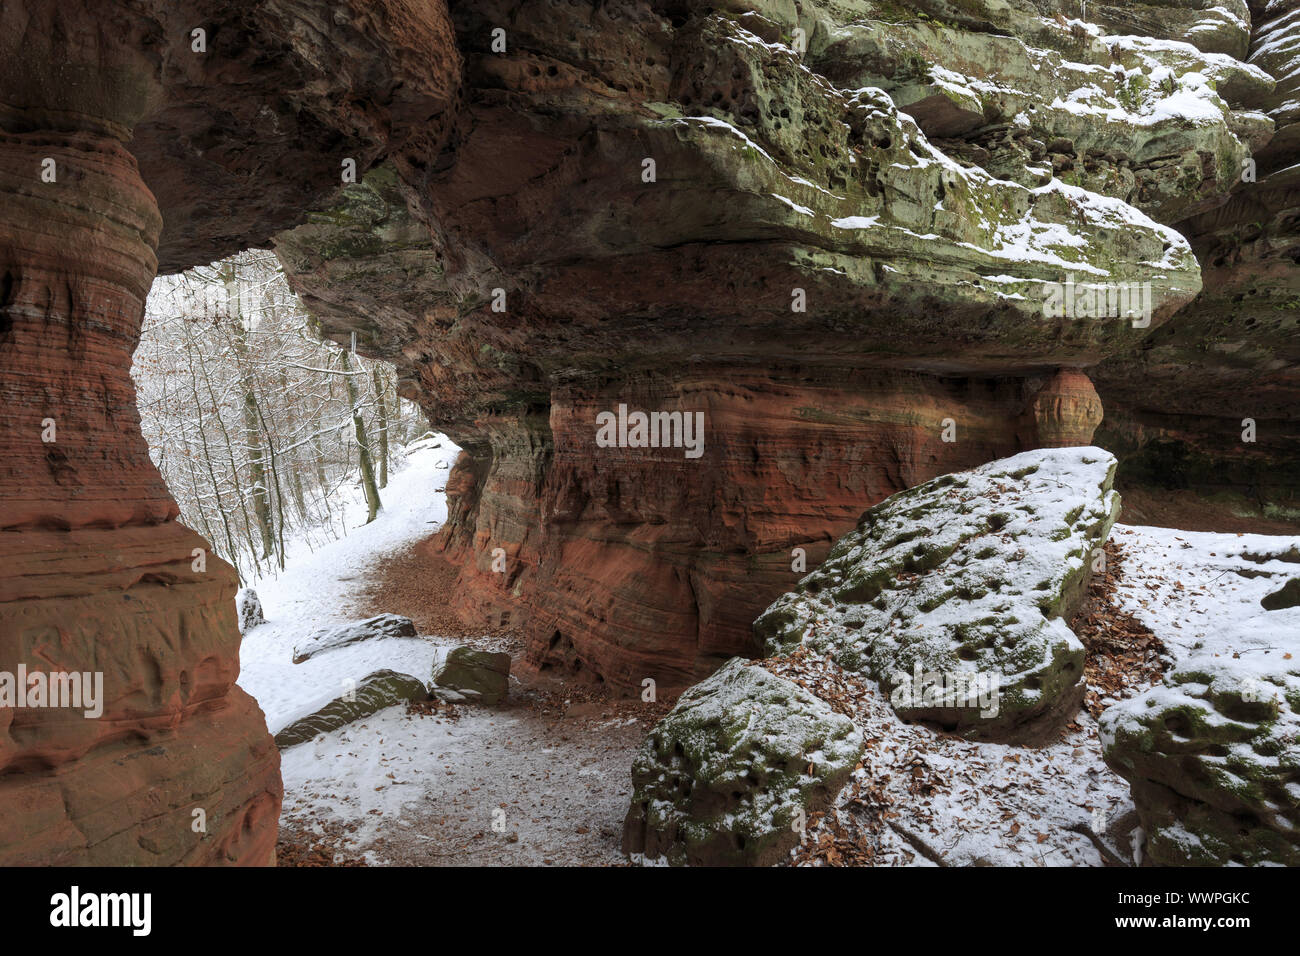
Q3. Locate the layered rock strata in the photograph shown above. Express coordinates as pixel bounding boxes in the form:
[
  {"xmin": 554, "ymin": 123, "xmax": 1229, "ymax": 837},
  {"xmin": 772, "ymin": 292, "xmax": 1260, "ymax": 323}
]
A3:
[
  {"xmin": 276, "ymin": 0, "xmax": 1235, "ymax": 692},
  {"xmin": 0, "ymin": 0, "xmax": 458, "ymax": 864}
]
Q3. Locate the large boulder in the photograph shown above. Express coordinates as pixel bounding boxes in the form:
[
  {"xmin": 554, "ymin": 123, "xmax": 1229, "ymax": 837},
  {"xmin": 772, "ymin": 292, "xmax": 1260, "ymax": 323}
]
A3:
[
  {"xmin": 622, "ymin": 658, "xmax": 860, "ymax": 866},
  {"xmin": 430, "ymin": 646, "xmax": 511, "ymax": 705},
  {"xmin": 756, "ymin": 448, "xmax": 1120, "ymax": 741},
  {"xmin": 274, "ymin": 670, "xmax": 429, "ymax": 749},
  {"xmin": 1100, "ymin": 656, "xmax": 1300, "ymax": 866},
  {"xmin": 291, "ymin": 614, "xmax": 417, "ymax": 664}
]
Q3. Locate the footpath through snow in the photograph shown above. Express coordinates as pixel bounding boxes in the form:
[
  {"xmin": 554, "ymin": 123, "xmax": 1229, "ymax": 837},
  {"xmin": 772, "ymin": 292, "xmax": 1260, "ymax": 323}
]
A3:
[
  {"xmin": 239, "ymin": 434, "xmax": 461, "ymax": 733},
  {"xmin": 237, "ymin": 436, "xmax": 648, "ymax": 866}
]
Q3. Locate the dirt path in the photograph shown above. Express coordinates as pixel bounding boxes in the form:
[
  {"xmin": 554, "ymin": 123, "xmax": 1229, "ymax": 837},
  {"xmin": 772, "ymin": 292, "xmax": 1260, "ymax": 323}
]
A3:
[
  {"xmin": 276, "ymin": 536, "xmax": 668, "ymax": 867},
  {"xmin": 1117, "ymin": 487, "xmax": 1299, "ymax": 536}
]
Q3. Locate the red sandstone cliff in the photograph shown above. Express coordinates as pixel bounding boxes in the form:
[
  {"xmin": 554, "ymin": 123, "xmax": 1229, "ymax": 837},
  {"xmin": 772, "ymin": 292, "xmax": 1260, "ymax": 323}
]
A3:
[{"xmin": 0, "ymin": 0, "xmax": 459, "ymax": 865}]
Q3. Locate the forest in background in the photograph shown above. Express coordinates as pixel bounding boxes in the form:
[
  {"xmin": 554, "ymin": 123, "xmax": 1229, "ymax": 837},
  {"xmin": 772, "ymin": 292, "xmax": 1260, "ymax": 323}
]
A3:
[{"xmin": 132, "ymin": 250, "xmax": 429, "ymax": 583}]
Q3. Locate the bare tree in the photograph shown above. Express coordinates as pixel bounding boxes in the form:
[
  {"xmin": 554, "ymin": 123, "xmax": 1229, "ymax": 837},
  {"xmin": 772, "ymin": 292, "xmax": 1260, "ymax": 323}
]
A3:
[{"xmin": 132, "ymin": 250, "xmax": 427, "ymax": 582}]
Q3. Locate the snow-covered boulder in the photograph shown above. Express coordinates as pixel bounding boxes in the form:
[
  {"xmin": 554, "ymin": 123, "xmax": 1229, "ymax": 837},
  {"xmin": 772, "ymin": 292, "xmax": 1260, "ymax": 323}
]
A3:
[
  {"xmin": 291, "ymin": 613, "xmax": 417, "ymax": 664},
  {"xmin": 235, "ymin": 588, "xmax": 265, "ymax": 634},
  {"xmin": 273, "ymin": 669, "xmax": 429, "ymax": 748},
  {"xmin": 622, "ymin": 658, "xmax": 860, "ymax": 866},
  {"xmin": 756, "ymin": 447, "xmax": 1120, "ymax": 741},
  {"xmin": 430, "ymin": 647, "xmax": 511, "ymax": 705},
  {"xmin": 1100, "ymin": 656, "xmax": 1300, "ymax": 866}
]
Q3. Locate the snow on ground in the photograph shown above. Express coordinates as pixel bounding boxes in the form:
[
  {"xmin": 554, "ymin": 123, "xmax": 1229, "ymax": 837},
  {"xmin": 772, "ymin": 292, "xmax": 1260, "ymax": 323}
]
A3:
[
  {"xmin": 237, "ymin": 432, "xmax": 643, "ymax": 866},
  {"xmin": 239, "ymin": 433, "xmax": 462, "ymax": 732},
  {"xmin": 1108, "ymin": 524, "xmax": 1300, "ymax": 665},
  {"xmin": 280, "ymin": 701, "xmax": 641, "ymax": 865},
  {"xmin": 797, "ymin": 522, "xmax": 1300, "ymax": 867}
]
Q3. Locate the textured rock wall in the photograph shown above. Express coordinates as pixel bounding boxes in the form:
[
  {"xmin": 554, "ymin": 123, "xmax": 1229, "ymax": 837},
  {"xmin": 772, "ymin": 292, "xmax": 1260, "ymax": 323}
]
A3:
[
  {"xmin": 436, "ymin": 368, "xmax": 1107, "ymax": 688},
  {"xmin": 277, "ymin": 0, "xmax": 1241, "ymax": 692},
  {"xmin": 0, "ymin": 12, "xmax": 281, "ymax": 863},
  {"xmin": 1094, "ymin": 0, "xmax": 1300, "ymax": 518},
  {"xmin": 0, "ymin": 0, "xmax": 458, "ymax": 864}
]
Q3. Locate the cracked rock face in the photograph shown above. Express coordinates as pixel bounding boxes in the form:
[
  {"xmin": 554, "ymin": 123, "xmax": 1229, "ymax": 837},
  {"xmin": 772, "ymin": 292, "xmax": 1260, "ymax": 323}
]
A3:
[
  {"xmin": 621, "ymin": 657, "xmax": 861, "ymax": 866},
  {"xmin": 755, "ymin": 447, "xmax": 1119, "ymax": 741},
  {"xmin": 1100, "ymin": 655, "xmax": 1300, "ymax": 865}
]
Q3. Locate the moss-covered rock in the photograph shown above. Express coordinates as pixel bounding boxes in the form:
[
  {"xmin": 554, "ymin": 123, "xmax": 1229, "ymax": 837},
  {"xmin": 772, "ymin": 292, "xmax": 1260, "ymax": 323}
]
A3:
[
  {"xmin": 1099, "ymin": 656, "xmax": 1300, "ymax": 865},
  {"xmin": 274, "ymin": 669, "xmax": 429, "ymax": 748},
  {"xmin": 431, "ymin": 646, "xmax": 511, "ymax": 705},
  {"xmin": 622, "ymin": 658, "xmax": 860, "ymax": 866},
  {"xmin": 756, "ymin": 447, "xmax": 1120, "ymax": 741},
  {"xmin": 815, "ymin": 17, "xmax": 1267, "ymax": 222}
]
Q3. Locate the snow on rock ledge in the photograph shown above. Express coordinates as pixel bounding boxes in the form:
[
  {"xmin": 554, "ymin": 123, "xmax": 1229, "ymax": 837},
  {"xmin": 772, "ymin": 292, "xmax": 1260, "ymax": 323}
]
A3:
[
  {"xmin": 1100, "ymin": 654, "xmax": 1300, "ymax": 866},
  {"xmin": 291, "ymin": 614, "xmax": 417, "ymax": 664},
  {"xmin": 621, "ymin": 658, "xmax": 860, "ymax": 867},
  {"xmin": 274, "ymin": 669, "xmax": 429, "ymax": 749},
  {"xmin": 756, "ymin": 448, "xmax": 1121, "ymax": 742}
]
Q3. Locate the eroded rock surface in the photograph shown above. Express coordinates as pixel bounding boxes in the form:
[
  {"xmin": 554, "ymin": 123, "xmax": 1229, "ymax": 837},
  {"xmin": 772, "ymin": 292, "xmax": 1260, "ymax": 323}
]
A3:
[
  {"xmin": 273, "ymin": 0, "xmax": 1256, "ymax": 693},
  {"xmin": 756, "ymin": 447, "xmax": 1119, "ymax": 740},
  {"xmin": 4, "ymin": 0, "xmax": 1297, "ymax": 865},
  {"xmin": 1100, "ymin": 655, "xmax": 1300, "ymax": 865},
  {"xmin": 0, "ymin": 0, "xmax": 458, "ymax": 865},
  {"xmin": 1094, "ymin": 0, "xmax": 1300, "ymax": 521},
  {"xmin": 621, "ymin": 657, "xmax": 860, "ymax": 866}
]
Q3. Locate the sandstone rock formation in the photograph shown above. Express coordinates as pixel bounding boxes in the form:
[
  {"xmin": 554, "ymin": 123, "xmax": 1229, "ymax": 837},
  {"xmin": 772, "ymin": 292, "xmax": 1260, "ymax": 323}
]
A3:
[
  {"xmin": 1100, "ymin": 654, "xmax": 1300, "ymax": 865},
  {"xmin": 1093, "ymin": 0, "xmax": 1300, "ymax": 521},
  {"xmin": 622, "ymin": 657, "xmax": 860, "ymax": 866},
  {"xmin": 755, "ymin": 447, "xmax": 1119, "ymax": 741},
  {"xmin": 274, "ymin": 669, "xmax": 429, "ymax": 749},
  {"xmin": 3, "ymin": 0, "xmax": 1297, "ymax": 865},
  {"xmin": 292, "ymin": 614, "xmax": 419, "ymax": 664},
  {"xmin": 0, "ymin": 0, "xmax": 458, "ymax": 864},
  {"xmin": 273, "ymin": 0, "xmax": 1269, "ymax": 696},
  {"xmin": 626, "ymin": 448, "xmax": 1125, "ymax": 864}
]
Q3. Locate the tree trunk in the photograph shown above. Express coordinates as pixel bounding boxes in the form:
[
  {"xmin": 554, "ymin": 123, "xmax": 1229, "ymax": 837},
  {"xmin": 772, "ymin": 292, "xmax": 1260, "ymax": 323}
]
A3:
[
  {"xmin": 373, "ymin": 366, "xmax": 389, "ymax": 488},
  {"xmin": 224, "ymin": 266, "xmax": 276, "ymax": 564},
  {"xmin": 342, "ymin": 348, "xmax": 382, "ymax": 523}
]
